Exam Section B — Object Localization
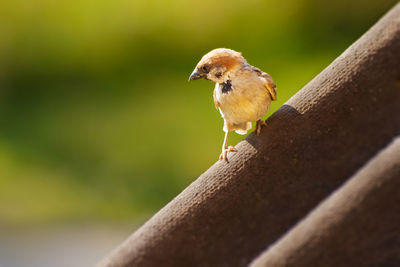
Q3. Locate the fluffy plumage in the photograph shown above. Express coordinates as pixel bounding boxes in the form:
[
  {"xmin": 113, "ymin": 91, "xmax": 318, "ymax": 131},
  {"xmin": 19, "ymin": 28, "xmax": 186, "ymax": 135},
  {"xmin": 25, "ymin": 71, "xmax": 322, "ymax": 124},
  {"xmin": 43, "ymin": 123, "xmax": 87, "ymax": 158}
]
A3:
[{"xmin": 189, "ymin": 48, "xmax": 277, "ymax": 161}]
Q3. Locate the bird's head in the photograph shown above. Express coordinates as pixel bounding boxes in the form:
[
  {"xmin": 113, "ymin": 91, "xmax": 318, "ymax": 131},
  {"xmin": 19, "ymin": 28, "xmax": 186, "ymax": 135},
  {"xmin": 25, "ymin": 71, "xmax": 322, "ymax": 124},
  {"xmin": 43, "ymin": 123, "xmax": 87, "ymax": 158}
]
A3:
[{"xmin": 188, "ymin": 48, "xmax": 246, "ymax": 83}]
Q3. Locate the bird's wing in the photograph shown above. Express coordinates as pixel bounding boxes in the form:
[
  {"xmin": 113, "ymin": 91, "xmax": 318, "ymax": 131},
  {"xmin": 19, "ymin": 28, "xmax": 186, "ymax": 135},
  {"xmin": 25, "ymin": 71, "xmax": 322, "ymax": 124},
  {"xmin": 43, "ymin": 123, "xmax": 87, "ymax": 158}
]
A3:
[
  {"xmin": 251, "ymin": 66, "xmax": 277, "ymax": 101},
  {"xmin": 213, "ymin": 88, "xmax": 220, "ymax": 109}
]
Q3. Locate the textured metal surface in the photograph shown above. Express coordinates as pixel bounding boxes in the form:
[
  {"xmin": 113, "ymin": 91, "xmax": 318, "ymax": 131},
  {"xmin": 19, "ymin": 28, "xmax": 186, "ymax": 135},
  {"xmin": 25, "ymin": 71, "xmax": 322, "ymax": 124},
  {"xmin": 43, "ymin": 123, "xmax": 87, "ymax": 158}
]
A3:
[
  {"xmin": 251, "ymin": 137, "xmax": 400, "ymax": 267},
  {"xmin": 99, "ymin": 4, "xmax": 400, "ymax": 267}
]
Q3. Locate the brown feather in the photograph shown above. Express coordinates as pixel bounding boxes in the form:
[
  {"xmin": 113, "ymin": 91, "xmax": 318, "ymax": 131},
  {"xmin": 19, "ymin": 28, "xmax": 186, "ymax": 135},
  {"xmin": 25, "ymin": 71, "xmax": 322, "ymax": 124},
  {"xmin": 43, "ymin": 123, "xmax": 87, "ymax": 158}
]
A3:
[
  {"xmin": 251, "ymin": 66, "xmax": 277, "ymax": 101},
  {"xmin": 198, "ymin": 49, "xmax": 245, "ymax": 73}
]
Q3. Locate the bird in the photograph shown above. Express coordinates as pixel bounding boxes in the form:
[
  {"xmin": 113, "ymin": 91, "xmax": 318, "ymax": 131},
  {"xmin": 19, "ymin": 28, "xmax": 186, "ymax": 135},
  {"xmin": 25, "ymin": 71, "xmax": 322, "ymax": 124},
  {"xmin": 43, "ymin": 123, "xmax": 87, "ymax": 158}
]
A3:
[{"xmin": 188, "ymin": 48, "xmax": 277, "ymax": 161}]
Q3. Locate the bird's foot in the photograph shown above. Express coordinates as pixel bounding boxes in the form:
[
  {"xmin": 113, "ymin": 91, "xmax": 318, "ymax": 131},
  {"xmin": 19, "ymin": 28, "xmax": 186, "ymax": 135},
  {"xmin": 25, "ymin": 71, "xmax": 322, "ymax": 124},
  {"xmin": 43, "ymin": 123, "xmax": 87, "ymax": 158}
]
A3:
[
  {"xmin": 256, "ymin": 120, "xmax": 267, "ymax": 136},
  {"xmin": 219, "ymin": 146, "xmax": 237, "ymax": 162}
]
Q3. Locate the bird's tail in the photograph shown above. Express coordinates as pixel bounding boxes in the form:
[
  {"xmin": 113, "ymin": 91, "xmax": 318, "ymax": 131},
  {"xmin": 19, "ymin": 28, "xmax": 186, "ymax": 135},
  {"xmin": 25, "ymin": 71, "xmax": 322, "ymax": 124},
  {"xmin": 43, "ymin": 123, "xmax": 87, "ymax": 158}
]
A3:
[{"xmin": 235, "ymin": 122, "xmax": 252, "ymax": 135}]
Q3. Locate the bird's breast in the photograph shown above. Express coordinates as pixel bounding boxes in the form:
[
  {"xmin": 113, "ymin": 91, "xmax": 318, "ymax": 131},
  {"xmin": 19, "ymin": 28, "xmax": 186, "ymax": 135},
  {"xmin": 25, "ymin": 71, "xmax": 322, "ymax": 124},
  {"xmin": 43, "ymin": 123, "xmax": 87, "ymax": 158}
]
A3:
[{"xmin": 215, "ymin": 77, "xmax": 271, "ymax": 124}]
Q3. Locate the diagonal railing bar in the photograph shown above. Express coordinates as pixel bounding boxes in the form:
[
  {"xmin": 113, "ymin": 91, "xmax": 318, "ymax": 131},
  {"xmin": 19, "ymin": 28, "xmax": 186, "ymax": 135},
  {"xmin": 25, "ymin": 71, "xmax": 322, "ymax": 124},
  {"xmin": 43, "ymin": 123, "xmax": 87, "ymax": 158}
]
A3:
[{"xmin": 251, "ymin": 137, "xmax": 400, "ymax": 267}]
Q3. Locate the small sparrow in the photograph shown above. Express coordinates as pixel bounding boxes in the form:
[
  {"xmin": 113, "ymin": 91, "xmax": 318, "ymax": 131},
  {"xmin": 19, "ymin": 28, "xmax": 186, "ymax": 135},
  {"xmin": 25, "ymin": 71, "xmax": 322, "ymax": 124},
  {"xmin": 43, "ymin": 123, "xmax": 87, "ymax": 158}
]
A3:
[{"xmin": 189, "ymin": 48, "xmax": 277, "ymax": 161}]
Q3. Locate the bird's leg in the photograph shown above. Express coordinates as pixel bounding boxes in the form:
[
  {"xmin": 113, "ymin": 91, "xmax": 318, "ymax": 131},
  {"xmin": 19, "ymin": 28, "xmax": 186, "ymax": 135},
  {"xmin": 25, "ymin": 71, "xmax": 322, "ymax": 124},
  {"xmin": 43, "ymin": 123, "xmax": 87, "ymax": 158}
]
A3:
[
  {"xmin": 220, "ymin": 131, "xmax": 230, "ymax": 161},
  {"xmin": 219, "ymin": 131, "xmax": 236, "ymax": 161},
  {"xmin": 255, "ymin": 120, "xmax": 267, "ymax": 136}
]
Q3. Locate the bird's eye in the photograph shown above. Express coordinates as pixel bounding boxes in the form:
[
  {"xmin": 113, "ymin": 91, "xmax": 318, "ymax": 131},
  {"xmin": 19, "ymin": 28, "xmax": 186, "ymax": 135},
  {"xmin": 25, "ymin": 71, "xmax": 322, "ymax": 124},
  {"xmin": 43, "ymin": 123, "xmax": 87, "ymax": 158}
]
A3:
[{"xmin": 201, "ymin": 65, "xmax": 210, "ymax": 72}]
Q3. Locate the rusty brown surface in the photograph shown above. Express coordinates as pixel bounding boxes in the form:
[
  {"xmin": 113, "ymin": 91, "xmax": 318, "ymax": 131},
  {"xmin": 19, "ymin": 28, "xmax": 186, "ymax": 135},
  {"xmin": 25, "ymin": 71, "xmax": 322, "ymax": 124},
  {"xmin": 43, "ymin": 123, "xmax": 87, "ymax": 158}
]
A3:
[
  {"xmin": 99, "ymin": 4, "xmax": 400, "ymax": 267},
  {"xmin": 251, "ymin": 137, "xmax": 400, "ymax": 267}
]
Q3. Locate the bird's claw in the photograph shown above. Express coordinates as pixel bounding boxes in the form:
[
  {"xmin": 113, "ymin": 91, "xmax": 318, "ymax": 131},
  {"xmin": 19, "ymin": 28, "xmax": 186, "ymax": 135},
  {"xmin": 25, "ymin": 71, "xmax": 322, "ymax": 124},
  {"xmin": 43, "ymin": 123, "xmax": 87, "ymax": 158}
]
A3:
[
  {"xmin": 256, "ymin": 120, "xmax": 267, "ymax": 136},
  {"xmin": 219, "ymin": 146, "xmax": 237, "ymax": 162}
]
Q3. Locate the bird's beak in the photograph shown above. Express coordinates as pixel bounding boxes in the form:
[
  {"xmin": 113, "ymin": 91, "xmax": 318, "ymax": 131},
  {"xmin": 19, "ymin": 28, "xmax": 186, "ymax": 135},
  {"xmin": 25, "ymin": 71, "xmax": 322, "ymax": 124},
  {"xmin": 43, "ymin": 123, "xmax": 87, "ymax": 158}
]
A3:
[{"xmin": 188, "ymin": 69, "xmax": 204, "ymax": 81}]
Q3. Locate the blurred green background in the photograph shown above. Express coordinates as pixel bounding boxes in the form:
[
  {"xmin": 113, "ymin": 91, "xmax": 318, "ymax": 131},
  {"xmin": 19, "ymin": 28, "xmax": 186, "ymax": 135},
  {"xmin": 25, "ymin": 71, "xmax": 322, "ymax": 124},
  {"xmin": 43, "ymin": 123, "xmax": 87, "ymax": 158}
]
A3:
[{"xmin": 0, "ymin": 0, "xmax": 397, "ymax": 226}]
